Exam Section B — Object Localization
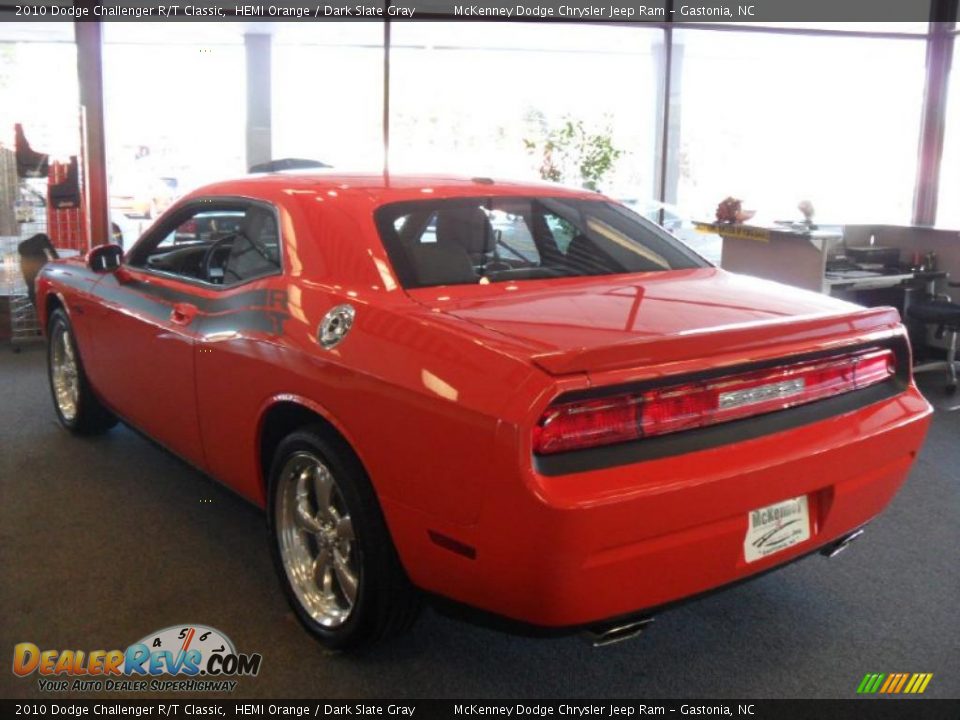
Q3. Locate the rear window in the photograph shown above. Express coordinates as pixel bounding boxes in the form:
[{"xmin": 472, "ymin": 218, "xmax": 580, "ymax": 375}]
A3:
[{"xmin": 374, "ymin": 197, "xmax": 706, "ymax": 289}]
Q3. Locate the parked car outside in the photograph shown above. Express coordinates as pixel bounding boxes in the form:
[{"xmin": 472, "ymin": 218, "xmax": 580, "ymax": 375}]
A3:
[{"xmin": 109, "ymin": 175, "xmax": 179, "ymax": 219}]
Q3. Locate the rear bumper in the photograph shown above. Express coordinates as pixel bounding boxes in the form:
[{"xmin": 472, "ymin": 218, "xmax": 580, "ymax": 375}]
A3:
[{"xmin": 387, "ymin": 385, "xmax": 932, "ymax": 628}]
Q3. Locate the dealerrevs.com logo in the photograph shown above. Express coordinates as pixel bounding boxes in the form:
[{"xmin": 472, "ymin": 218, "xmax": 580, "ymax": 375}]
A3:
[{"xmin": 12, "ymin": 624, "xmax": 262, "ymax": 693}]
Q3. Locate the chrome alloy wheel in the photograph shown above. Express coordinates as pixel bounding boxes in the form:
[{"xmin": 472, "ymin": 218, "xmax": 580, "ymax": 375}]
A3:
[
  {"xmin": 51, "ymin": 323, "xmax": 79, "ymax": 422},
  {"xmin": 276, "ymin": 451, "xmax": 359, "ymax": 627}
]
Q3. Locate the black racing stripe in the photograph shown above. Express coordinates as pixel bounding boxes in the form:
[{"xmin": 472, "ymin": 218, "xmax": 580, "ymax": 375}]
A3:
[
  {"xmin": 121, "ymin": 279, "xmax": 288, "ymax": 313},
  {"xmin": 194, "ymin": 310, "xmax": 290, "ymax": 338},
  {"xmin": 97, "ymin": 277, "xmax": 171, "ymax": 321},
  {"xmin": 40, "ymin": 266, "xmax": 96, "ymax": 295},
  {"xmin": 46, "ymin": 266, "xmax": 291, "ymax": 337},
  {"xmin": 99, "ymin": 277, "xmax": 290, "ymax": 337}
]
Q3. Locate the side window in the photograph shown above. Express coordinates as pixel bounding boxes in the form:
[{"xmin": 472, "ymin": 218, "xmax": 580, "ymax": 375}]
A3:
[
  {"xmin": 154, "ymin": 211, "xmax": 245, "ymax": 250},
  {"xmin": 544, "ymin": 212, "xmax": 578, "ymax": 254},
  {"xmin": 222, "ymin": 208, "xmax": 281, "ymax": 286},
  {"xmin": 131, "ymin": 204, "xmax": 281, "ymax": 286},
  {"xmin": 487, "ymin": 209, "xmax": 540, "ymax": 265}
]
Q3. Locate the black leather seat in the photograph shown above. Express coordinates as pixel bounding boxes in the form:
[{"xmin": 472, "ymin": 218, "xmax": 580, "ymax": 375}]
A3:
[
  {"xmin": 907, "ymin": 294, "xmax": 960, "ymax": 394},
  {"xmin": 907, "ymin": 300, "xmax": 960, "ymax": 327},
  {"xmin": 435, "ymin": 207, "xmax": 495, "ymax": 266},
  {"xmin": 405, "ymin": 207, "xmax": 499, "ymax": 287},
  {"xmin": 408, "ymin": 242, "xmax": 476, "ymax": 286}
]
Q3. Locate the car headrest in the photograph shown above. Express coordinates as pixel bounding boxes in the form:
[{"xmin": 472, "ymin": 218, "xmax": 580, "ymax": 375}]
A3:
[
  {"xmin": 435, "ymin": 207, "xmax": 494, "ymax": 259},
  {"xmin": 408, "ymin": 242, "xmax": 477, "ymax": 287},
  {"xmin": 241, "ymin": 208, "xmax": 270, "ymax": 240}
]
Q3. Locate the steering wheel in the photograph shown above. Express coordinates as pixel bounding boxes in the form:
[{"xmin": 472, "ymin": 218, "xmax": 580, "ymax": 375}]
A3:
[{"xmin": 202, "ymin": 235, "xmax": 235, "ymax": 283}]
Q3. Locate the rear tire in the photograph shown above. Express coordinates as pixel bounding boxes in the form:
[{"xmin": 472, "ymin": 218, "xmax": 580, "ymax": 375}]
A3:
[
  {"xmin": 47, "ymin": 308, "xmax": 117, "ymax": 435},
  {"xmin": 267, "ymin": 426, "xmax": 421, "ymax": 651}
]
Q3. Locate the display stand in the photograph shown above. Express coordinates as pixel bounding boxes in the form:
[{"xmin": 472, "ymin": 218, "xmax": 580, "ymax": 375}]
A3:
[{"xmin": 46, "ymin": 159, "xmax": 87, "ymax": 252}]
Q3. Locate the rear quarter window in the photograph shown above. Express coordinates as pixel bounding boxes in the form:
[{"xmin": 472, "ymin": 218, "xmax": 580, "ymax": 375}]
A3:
[{"xmin": 374, "ymin": 196, "xmax": 705, "ymax": 289}]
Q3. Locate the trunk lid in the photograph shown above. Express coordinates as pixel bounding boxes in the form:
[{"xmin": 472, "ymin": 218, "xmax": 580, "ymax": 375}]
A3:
[{"xmin": 407, "ymin": 268, "xmax": 903, "ymax": 376}]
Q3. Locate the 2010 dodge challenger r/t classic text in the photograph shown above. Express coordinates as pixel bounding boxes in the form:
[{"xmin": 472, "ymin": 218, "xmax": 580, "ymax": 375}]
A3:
[{"xmin": 35, "ymin": 173, "xmax": 932, "ymax": 650}]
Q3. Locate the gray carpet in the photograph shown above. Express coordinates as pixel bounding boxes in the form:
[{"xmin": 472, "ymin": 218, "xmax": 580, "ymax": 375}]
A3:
[{"xmin": 1, "ymin": 343, "xmax": 957, "ymax": 699}]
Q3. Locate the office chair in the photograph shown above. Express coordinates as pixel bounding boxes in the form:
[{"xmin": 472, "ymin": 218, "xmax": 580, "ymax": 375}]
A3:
[
  {"xmin": 907, "ymin": 279, "xmax": 960, "ymax": 395},
  {"xmin": 17, "ymin": 233, "xmax": 59, "ymax": 307},
  {"xmin": 15, "ymin": 123, "xmax": 49, "ymax": 179}
]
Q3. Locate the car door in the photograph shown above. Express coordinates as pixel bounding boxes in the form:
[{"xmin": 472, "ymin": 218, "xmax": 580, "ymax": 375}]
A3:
[
  {"xmin": 88, "ymin": 202, "xmax": 248, "ymax": 469},
  {"xmin": 191, "ymin": 203, "xmax": 287, "ymax": 498}
]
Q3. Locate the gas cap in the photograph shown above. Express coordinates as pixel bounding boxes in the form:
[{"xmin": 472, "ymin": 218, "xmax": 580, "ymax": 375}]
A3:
[{"xmin": 318, "ymin": 304, "xmax": 355, "ymax": 349}]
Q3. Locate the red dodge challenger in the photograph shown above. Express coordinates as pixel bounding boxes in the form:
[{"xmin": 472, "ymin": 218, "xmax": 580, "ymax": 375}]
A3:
[{"xmin": 36, "ymin": 173, "xmax": 932, "ymax": 650}]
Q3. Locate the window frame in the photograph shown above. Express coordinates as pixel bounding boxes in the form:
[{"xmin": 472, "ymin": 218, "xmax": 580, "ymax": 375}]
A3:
[{"xmin": 125, "ymin": 195, "xmax": 285, "ymax": 291}]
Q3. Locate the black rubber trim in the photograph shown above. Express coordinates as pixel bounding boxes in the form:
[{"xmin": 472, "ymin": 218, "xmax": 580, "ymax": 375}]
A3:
[{"xmin": 534, "ymin": 338, "xmax": 910, "ymax": 476}]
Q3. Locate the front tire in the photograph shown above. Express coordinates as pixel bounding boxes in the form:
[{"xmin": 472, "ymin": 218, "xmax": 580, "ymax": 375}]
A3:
[
  {"xmin": 268, "ymin": 427, "xmax": 421, "ymax": 651},
  {"xmin": 47, "ymin": 308, "xmax": 117, "ymax": 435}
]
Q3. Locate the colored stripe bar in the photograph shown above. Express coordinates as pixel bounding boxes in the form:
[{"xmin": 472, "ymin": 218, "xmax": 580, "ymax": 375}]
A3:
[{"xmin": 856, "ymin": 672, "xmax": 933, "ymax": 694}]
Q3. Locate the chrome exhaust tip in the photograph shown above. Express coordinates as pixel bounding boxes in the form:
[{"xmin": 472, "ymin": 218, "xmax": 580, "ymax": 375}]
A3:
[
  {"xmin": 585, "ymin": 617, "xmax": 654, "ymax": 647},
  {"xmin": 820, "ymin": 528, "xmax": 865, "ymax": 558}
]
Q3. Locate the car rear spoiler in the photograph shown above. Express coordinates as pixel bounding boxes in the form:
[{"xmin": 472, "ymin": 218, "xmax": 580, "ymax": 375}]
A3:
[{"xmin": 530, "ymin": 306, "xmax": 904, "ymax": 376}]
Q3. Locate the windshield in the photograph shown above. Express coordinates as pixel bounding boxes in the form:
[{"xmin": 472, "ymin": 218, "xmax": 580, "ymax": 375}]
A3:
[{"xmin": 374, "ymin": 196, "xmax": 707, "ymax": 289}]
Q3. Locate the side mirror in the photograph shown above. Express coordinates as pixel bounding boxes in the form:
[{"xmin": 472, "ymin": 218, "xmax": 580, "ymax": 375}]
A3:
[{"xmin": 87, "ymin": 244, "xmax": 124, "ymax": 273}]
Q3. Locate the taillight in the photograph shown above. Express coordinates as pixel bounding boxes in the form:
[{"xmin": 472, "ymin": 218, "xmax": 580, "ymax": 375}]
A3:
[{"xmin": 533, "ymin": 348, "xmax": 897, "ymax": 455}]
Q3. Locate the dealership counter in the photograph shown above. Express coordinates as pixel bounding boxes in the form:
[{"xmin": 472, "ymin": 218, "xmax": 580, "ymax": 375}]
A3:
[{"xmin": 694, "ymin": 221, "xmax": 845, "ymax": 294}]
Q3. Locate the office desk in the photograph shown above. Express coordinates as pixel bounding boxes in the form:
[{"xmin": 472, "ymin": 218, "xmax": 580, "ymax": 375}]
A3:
[
  {"xmin": 694, "ymin": 221, "xmax": 843, "ymax": 294},
  {"xmin": 694, "ymin": 221, "xmax": 943, "ymax": 301},
  {"xmin": 824, "ymin": 270, "xmax": 916, "ymax": 293}
]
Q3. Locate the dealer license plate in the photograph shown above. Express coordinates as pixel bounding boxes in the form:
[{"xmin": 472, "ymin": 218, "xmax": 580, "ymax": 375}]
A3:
[{"xmin": 744, "ymin": 495, "xmax": 811, "ymax": 563}]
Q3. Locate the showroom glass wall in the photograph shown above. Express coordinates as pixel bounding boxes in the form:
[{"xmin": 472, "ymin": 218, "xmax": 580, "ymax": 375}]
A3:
[
  {"xmin": 0, "ymin": 28, "xmax": 79, "ymax": 160},
  {"xmin": 668, "ymin": 28, "xmax": 928, "ymax": 224},
  {"xmin": 100, "ymin": 23, "xmax": 247, "ymax": 243},
  {"xmin": 388, "ymin": 23, "xmax": 662, "ymax": 200},
  {"xmin": 382, "ymin": 21, "xmax": 946, "ymax": 228},
  {"xmin": 272, "ymin": 24, "xmax": 384, "ymax": 171},
  {"xmin": 1, "ymin": 19, "xmax": 958, "ymax": 237}
]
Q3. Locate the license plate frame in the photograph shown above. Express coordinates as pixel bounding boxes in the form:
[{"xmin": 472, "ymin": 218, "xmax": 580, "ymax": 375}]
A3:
[{"xmin": 744, "ymin": 495, "xmax": 811, "ymax": 563}]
